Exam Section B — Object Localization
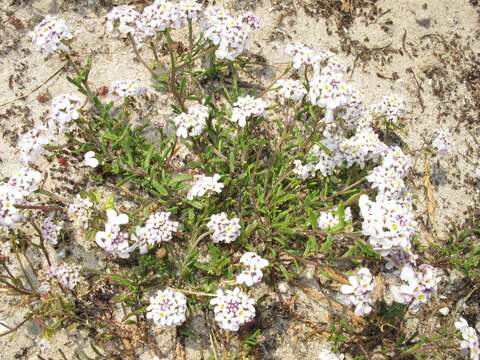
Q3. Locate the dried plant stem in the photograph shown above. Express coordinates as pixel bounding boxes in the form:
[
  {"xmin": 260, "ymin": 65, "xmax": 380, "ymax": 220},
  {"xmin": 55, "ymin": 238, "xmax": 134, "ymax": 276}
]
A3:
[
  {"xmin": 0, "ymin": 312, "xmax": 34, "ymax": 337},
  {"xmin": 128, "ymin": 33, "xmax": 155, "ymax": 76}
]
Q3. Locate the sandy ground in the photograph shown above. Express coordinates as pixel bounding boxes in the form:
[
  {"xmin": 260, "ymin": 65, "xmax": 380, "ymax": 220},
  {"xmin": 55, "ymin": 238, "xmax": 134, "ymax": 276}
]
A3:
[{"xmin": 0, "ymin": 0, "xmax": 479, "ymax": 358}]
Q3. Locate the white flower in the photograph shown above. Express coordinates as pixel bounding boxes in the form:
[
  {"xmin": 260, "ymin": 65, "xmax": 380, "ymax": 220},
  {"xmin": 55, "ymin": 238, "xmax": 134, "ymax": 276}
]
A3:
[
  {"xmin": 187, "ymin": 174, "xmax": 224, "ymax": 200},
  {"xmin": 95, "ymin": 222, "xmax": 132, "ymax": 258},
  {"xmin": 138, "ymin": 0, "xmax": 184, "ymax": 37},
  {"xmin": 134, "ymin": 211, "xmax": 179, "ymax": 249},
  {"xmin": 83, "ymin": 151, "xmax": 99, "ymax": 168},
  {"xmin": 455, "ymin": 317, "xmax": 480, "ymax": 360},
  {"xmin": 236, "ymin": 252, "xmax": 268, "ymax": 286},
  {"xmin": 390, "ymin": 264, "xmax": 438, "ymax": 312},
  {"xmin": 210, "ymin": 287, "xmax": 256, "ymax": 331},
  {"xmin": 46, "ymin": 263, "xmax": 81, "ymax": 290},
  {"xmin": 309, "ymin": 72, "xmax": 353, "ymax": 122},
  {"xmin": 231, "ymin": 95, "xmax": 266, "ymax": 127},
  {"xmin": 19, "ymin": 126, "xmax": 51, "ymax": 165},
  {"xmin": 67, "ymin": 194, "xmax": 93, "ymax": 230},
  {"xmin": 7, "ymin": 168, "xmax": 42, "ymax": 197},
  {"xmin": 293, "ymin": 160, "xmax": 315, "ymax": 180},
  {"xmin": 285, "ymin": 43, "xmax": 326, "ymax": 73},
  {"xmin": 177, "ymin": 0, "xmax": 204, "ymax": 22},
  {"xmin": 111, "ymin": 80, "xmax": 146, "ymax": 98},
  {"xmin": 106, "ymin": 5, "xmax": 141, "ymax": 38},
  {"xmin": 276, "ymin": 79, "xmax": 307, "ymax": 101},
  {"xmin": 372, "ymin": 94, "xmax": 406, "ymax": 125},
  {"xmin": 432, "ymin": 128, "xmax": 452, "ymax": 157},
  {"xmin": 340, "ymin": 127, "xmax": 387, "ymax": 168},
  {"xmin": 49, "ymin": 94, "xmax": 82, "ymax": 133},
  {"xmin": 317, "ymin": 207, "xmax": 352, "ymax": 230},
  {"xmin": 174, "ymin": 104, "xmax": 209, "ymax": 138},
  {"xmin": 30, "ymin": 16, "xmax": 72, "ymax": 55},
  {"xmin": 106, "ymin": 209, "xmax": 129, "ymax": 226},
  {"xmin": 366, "ymin": 165, "xmax": 407, "ymax": 201},
  {"xmin": 381, "ymin": 146, "xmax": 411, "ymax": 179},
  {"xmin": 95, "ymin": 210, "xmax": 131, "ymax": 258},
  {"xmin": 146, "ymin": 289, "xmax": 187, "ymax": 327},
  {"xmin": 340, "ymin": 267, "xmax": 375, "ymax": 316},
  {"xmin": 294, "ymin": 125, "xmax": 346, "ymax": 179},
  {"xmin": 359, "ymin": 194, "xmax": 416, "ymax": 259},
  {"xmin": 207, "ymin": 212, "xmax": 241, "ymax": 244},
  {"xmin": 202, "ymin": 7, "xmax": 257, "ymax": 60},
  {"xmin": 41, "ymin": 215, "xmax": 63, "ymax": 246},
  {"xmin": 0, "ymin": 185, "xmax": 24, "ymax": 226}
]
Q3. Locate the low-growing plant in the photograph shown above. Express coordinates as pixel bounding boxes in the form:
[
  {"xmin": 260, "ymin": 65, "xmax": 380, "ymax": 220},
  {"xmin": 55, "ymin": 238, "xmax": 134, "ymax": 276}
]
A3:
[{"xmin": 0, "ymin": 1, "xmax": 475, "ymax": 359}]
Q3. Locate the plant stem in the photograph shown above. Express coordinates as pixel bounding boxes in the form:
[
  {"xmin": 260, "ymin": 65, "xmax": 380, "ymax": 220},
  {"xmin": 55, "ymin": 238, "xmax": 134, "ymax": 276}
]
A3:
[
  {"xmin": 164, "ymin": 31, "xmax": 186, "ymax": 111},
  {"xmin": 171, "ymin": 288, "xmax": 216, "ymax": 298},
  {"xmin": 0, "ymin": 313, "xmax": 33, "ymax": 337},
  {"xmin": 14, "ymin": 204, "xmax": 63, "ymax": 212},
  {"xmin": 128, "ymin": 33, "xmax": 155, "ymax": 76}
]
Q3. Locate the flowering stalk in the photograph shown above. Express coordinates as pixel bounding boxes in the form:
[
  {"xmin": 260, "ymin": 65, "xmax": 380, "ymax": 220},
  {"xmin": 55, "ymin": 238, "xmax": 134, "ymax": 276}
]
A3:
[
  {"xmin": 164, "ymin": 30, "xmax": 186, "ymax": 110},
  {"xmin": 128, "ymin": 33, "xmax": 155, "ymax": 76}
]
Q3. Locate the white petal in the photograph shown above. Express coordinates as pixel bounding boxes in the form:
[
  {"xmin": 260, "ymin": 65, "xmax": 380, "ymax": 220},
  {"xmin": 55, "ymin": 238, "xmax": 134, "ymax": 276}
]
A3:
[
  {"xmin": 116, "ymin": 213, "xmax": 129, "ymax": 225},
  {"xmin": 85, "ymin": 157, "xmax": 99, "ymax": 168}
]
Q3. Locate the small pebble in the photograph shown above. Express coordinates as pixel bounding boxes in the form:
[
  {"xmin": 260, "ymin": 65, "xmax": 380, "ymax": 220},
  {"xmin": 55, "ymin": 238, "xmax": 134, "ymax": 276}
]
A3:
[
  {"xmin": 278, "ymin": 281, "xmax": 289, "ymax": 293},
  {"xmin": 438, "ymin": 307, "xmax": 450, "ymax": 316}
]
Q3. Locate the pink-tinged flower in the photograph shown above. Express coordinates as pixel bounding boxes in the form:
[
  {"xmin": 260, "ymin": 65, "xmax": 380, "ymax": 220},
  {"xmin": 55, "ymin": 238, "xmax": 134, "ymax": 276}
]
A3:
[
  {"xmin": 146, "ymin": 288, "xmax": 187, "ymax": 327},
  {"xmin": 340, "ymin": 267, "xmax": 375, "ymax": 316},
  {"xmin": 210, "ymin": 287, "xmax": 256, "ymax": 331}
]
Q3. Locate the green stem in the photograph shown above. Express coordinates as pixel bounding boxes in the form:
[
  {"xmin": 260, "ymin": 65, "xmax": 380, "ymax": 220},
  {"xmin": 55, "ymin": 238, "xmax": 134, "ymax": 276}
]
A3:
[{"xmin": 164, "ymin": 30, "xmax": 186, "ymax": 111}]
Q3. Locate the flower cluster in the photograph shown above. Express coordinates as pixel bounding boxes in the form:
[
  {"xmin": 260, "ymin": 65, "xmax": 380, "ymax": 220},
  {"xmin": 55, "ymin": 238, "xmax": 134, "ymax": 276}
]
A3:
[
  {"xmin": 49, "ymin": 94, "xmax": 82, "ymax": 133},
  {"xmin": 236, "ymin": 252, "xmax": 269, "ymax": 286},
  {"xmin": 455, "ymin": 317, "xmax": 480, "ymax": 360},
  {"xmin": 67, "ymin": 195, "xmax": 94, "ymax": 230},
  {"xmin": 134, "ymin": 211, "xmax": 179, "ymax": 253},
  {"xmin": 30, "ymin": 16, "xmax": 72, "ymax": 55},
  {"xmin": 372, "ymin": 94, "xmax": 406, "ymax": 125},
  {"xmin": 210, "ymin": 287, "xmax": 255, "ymax": 331},
  {"xmin": 293, "ymin": 126, "xmax": 345, "ymax": 179},
  {"xmin": 19, "ymin": 126, "xmax": 51, "ymax": 165},
  {"xmin": 317, "ymin": 207, "xmax": 352, "ymax": 230},
  {"xmin": 231, "ymin": 95, "xmax": 267, "ymax": 128},
  {"xmin": 285, "ymin": 43, "xmax": 328, "ymax": 73},
  {"xmin": 390, "ymin": 264, "xmax": 438, "ymax": 312},
  {"xmin": 432, "ymin": 128, "xmax": 452, "ymax": 157},
  {"xmin": 340, "ymin": 126, "xmax": 386, "ymax": 168},
  {"xmin": 309, "ymin": 72, "xmax": 353, "ymax": 122},
  {"xmin": 339, "ymin": 90, "xmax": 368, "ymax": 130},
  {"xmin": 0, "ymin": 168, "xmax": 42, "ymax": 226},
  {"xmin": 95, "ymin": 210, "xmax": 132, "ymax": 258},
  {"xmin": 187, "ymin": 174, "xmax": 224, "ymax": 200},
  {"xmin": 106, "ymin": 5, "xmax": 141, "ymax": 38},
  {"xmin": 111, "ymin": 80, "xmax": 146, "ymax": 98},
  {"xmin": 46, "ymin": 264, "xmax": 81, "ymax": 290},
  {"xmin": 202, "ymin": 7, "xmax": 259, "ymax": 60},
  {"xmin": 275, "ymin": 79, "xmax": 307, "ymax": 101},
  {"xmin": 146, "ymin": 289, "xmax": 187, "ymax": 327},
  {"xmin": 359, "ymin": 195, "xmax": 416, "ymax": 259},
  {"xmin": 340, "ymin": 268, "xmax": 375, "ymax": 316},
  {"xmin": 207, "ymin": 212, "xmax": 241, "ymax": 244},
  {"xmin": 42, "ymin": 215, "xmax": 63, "ymax": 246},
  {"xmin": 174, "ymin": 104, "xmax": 209, "ymax": 138}
]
